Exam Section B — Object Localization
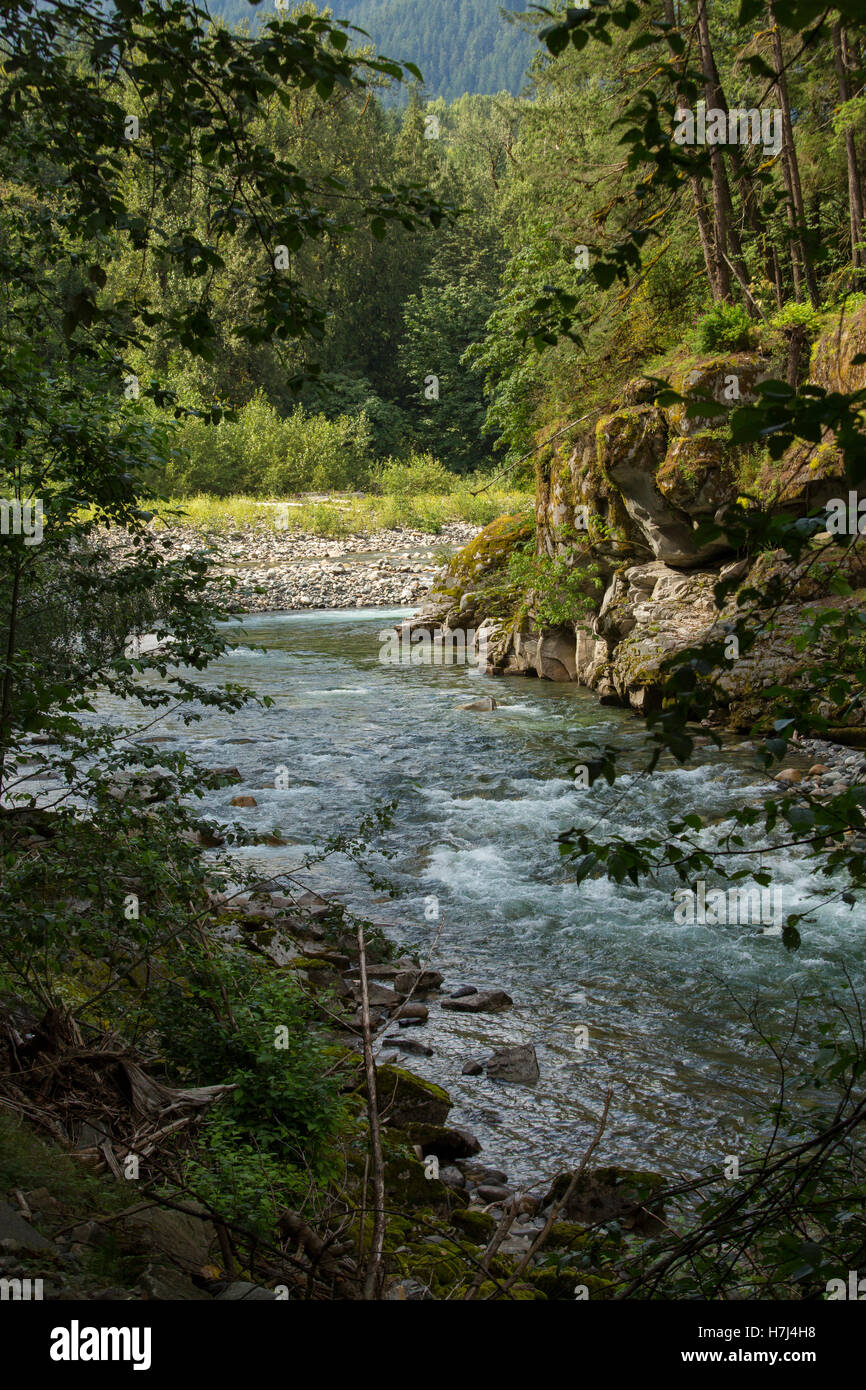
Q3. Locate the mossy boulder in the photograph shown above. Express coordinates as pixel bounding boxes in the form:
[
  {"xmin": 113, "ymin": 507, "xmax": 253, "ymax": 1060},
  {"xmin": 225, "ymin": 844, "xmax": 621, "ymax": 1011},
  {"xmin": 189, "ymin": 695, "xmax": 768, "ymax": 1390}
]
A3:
[
  {"xmin": 664, "ymin": 353, "xmax": 767, "ymax": 436},
  {"xmin": 473, "ymin": 1278, "xmax": 544, "ymax": 1300},
  {"xmin": 283, "ymin": 955, "xmax": 337, "ymax": 974},
  {"xmin": 382, "ymin": 1156, "xmax": 452, "ymax": 1213},
  {"xmin": 596, "ymin": 406, "xmax": 728, "ymax": 567},
  {"xmin": 370, "ymin": 1065, "xmax": 452, "ymax": 1127},
  {"xmin": 399, "ymin": 1123, "xmax": 481, "ymax": 1162},
  {"xmin": 547, "ymin": 1220, "xmax": 591, "ymax": 1253},
  {"xmin": 656, "ymin": 434, "xmax": 737, "ymax": 515},
  {"xmin": 447, "ymin": 512, "xmax": 533, "ymax": 586},
  {"xmin": 450, "ymin": 1207, "xmax": 496, "ymax": 1243},
  {"xmin": 543, "ymin": 1165, "xmax": 665, "ymax": 1233}
]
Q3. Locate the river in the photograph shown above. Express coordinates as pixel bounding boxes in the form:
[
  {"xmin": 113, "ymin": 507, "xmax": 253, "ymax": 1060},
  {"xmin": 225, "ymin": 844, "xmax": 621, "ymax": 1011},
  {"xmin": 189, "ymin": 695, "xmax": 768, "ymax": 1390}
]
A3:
[{"xmin": 99, "ymin": 608, "xmax": 866, "ymax": 1186}]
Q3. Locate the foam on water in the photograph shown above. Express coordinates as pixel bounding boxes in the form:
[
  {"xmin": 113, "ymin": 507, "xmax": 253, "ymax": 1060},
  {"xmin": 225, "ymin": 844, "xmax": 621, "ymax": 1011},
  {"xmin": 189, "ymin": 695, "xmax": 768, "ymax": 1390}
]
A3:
[{"xmin": 88, "ymin": 609, "xmax": 866, "ymax": 1182}]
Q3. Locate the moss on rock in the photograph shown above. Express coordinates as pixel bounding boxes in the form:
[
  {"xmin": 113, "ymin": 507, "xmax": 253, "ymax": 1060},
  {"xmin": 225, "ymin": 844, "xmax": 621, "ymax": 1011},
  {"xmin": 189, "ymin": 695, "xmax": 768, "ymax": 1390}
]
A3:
[{"xmin": 369, "ymin": 1065, "xmax": 452, "ymax": 1127}]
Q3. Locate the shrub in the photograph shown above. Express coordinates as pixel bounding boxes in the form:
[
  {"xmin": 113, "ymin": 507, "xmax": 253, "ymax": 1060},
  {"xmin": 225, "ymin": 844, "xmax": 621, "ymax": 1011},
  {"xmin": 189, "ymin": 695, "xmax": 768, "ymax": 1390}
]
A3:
[
  {"xmin": 264, "ymin": 407, "xmax": 373, "ymax": 494},
  {"xmin": 694, "ymin": 302, "xmax": 755, "ymax": 353},
  {"xmin": 375, "ymin": 452, "xmax": 457, "ymax": 497},
  {"xmin": 769, "ymin": 301, "xmax": 823, "ymax": 337},
  {"xmin": 163, "ymin": 393, "xmax": 374, "ymax": 496}
]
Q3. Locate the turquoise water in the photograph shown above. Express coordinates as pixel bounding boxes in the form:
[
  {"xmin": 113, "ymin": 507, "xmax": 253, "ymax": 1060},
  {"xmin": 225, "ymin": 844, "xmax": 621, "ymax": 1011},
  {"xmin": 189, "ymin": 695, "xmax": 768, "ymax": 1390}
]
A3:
[{"xmin": 96, "ymin": 608, "xmax": 866, "ymax": 1184}]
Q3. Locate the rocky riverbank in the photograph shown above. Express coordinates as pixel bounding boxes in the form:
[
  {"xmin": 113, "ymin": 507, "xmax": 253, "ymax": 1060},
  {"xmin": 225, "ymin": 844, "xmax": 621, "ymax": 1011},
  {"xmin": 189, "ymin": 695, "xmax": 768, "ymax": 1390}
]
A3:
[
  {"xmin": 110, "ymin": 520, "xmax": 482, "ymax": 612},
  {"xmin": 0, "ymin": 874, "xmax": 647, "ymax": 1302},
  {"xmin": 409, "ymin": 306, "xmax": 866, "ymax": 756}
]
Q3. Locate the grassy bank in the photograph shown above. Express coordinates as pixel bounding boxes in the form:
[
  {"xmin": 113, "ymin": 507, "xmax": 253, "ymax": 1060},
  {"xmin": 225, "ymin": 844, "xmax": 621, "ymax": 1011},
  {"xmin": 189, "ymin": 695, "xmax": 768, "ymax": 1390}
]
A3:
[{"xmin": 154, "ymin": 484, "xmax": 532, "ymax": 539}]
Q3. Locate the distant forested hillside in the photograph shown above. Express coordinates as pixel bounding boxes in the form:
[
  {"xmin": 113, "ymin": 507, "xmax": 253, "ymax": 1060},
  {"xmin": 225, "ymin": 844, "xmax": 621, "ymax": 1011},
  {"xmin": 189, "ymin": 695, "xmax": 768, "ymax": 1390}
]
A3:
[{"xmin": 205, "ymin": 0, "xmax": 533, "ymax": 99}]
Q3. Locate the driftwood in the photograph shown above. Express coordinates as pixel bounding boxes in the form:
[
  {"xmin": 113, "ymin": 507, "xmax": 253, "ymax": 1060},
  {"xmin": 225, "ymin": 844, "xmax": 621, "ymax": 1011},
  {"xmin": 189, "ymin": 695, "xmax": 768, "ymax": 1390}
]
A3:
[{"xmin": 0, "ymin": 1002, "xmax": 234, "ymax": 1173}]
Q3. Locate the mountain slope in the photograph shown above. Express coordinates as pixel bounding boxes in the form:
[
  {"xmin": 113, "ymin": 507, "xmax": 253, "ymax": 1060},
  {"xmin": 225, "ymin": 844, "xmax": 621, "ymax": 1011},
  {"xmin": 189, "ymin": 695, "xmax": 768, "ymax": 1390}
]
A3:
[{"xmin": 205, "ymin": 0, "xmax": 534, "ymax": 100}]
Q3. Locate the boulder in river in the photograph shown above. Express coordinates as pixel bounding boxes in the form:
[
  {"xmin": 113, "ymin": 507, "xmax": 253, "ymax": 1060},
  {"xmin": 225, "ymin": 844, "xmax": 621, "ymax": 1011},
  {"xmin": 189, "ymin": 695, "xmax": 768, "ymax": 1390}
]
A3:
[
  {"xmin": 398, "ymin": 1002, "xmax": 429, "ymax": 1022},
  {"xmin": 457, "ymin": 696, "xmax": 498, "ymax": 712},
  {"xmin": 352, "ymin": 982, "xmax": 400, "ymax": 1010},
  {"xmin": 485, "ymin": 1043, "xmax": 540, "ymax": 1085},
  {"xmin": 388, "ymin": 1037, "xmax": 433, "ymax": 1058},
  {"xmin": 394, "ymin": 968, "xmax": 443, "ymax": 995},
  {"xmin": 441, "ymin": 989, "xmax": 513, "ymax": 1014},
  {"xmin": 476, "ymin": 1183, "xmax": 513, "ymax": 1205}
]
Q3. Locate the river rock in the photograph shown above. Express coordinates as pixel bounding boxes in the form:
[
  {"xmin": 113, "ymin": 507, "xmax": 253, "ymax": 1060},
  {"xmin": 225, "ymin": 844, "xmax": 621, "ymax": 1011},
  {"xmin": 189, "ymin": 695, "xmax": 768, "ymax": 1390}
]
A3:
[
  {"xmin": 476, "ymin": 1184, "xmax": 513, "ymax": 1205},
  {"xmin": 394, "ymin": 969, "xmax": 444, "ymax": 995},
  {"xmin": 542, "ymin": 1165, "xmax": 665, "ymax": 1232},
  {"xmin": 461, "ymin": 1059, "xmax": 484, "ymax": 1076},
  {"xmin": 774, "ymin": 769, "xmax": 802, "ymax": 785},
  {"xmin": 441, "ymin": 989, "xmax": 513, "ymax": 1014},
  {"xmin": 353, "ymin": 982, "xmax": 400, "ymax": 1009},
  {"xmin": 373, "ymin": 1065, "xmax": 451, "ymax": 1126},
  {"xmin": 439, "ymin": 1166, "xmax": 466, "ymax": 1190},
  {"xmin": 388, "ymin": 1038, "xmax": 433, "ymax": 1058},
  {"xmin": 403, "ymin": 1124, "xmax": 482, "ymax": 1161},
  {"xmin": 230, "ymin": 795, "xmax": 258, "ymax": 808},
  {"xmin": 450, "ymin": 986, "xmax": 477, "ymax": 998},
  {"xmin": 485, "ymin": 1044, "xmax": 540, "ymax": 1085},
  {"xmin": 457, "ymin": 696, "xmax": 498, "ymax": 712},
  {"xmin": 397, "ymin": 1002, "xmax": 429, "ymax": 1021},
  {"xmin": 461, "ymin": 1165, "xmax": 508, "ymax": 1186}
]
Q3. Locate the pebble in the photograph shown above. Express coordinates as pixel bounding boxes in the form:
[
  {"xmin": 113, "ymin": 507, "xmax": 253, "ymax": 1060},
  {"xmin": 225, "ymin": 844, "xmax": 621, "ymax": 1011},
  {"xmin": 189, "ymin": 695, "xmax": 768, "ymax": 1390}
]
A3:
[
  {"xmin": 103, "ymin": 521, "xmax": 480, "ymax": 614},
  {"xmin": 778, "ymin": 735, "xmax": 866, "ymax": 798},
  {"xmin": 476, "ymin": 1184, "xmax": 513, "ymax": 1205}
]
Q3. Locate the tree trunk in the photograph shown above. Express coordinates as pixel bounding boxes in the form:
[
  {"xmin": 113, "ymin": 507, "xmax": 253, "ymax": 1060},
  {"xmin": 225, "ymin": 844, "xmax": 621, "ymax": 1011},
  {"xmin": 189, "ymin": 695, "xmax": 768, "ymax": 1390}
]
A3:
[
  {"xmin": 696, "ymin": 0, "xmax": 733, "ymax": 300},
  {"xmin": 357, "ymin": 921, "xmax": 386, "ymax": 1300},
  {"xmin": 664, "ymin": 0, "xmax": 720, "ymax": 297},
  {"xmin": 833, "ymin": 22, "xmax": 865, "ymax": 272},
  {"xmin": 705, "ymin": 38, "xmax": 781, "ymax": 307},
  {"xmin": 770, "ymin": 5, "xmax": 820, "ymax": 306},
  {"xmin": 0, "ymin": 556, "xmax": 22, "ymax": 796}
]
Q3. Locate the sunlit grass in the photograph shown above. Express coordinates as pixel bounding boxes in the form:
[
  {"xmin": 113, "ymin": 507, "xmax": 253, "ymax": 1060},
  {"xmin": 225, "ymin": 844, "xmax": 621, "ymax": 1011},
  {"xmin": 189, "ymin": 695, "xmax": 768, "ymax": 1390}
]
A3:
[{"xmin": 149, "ymin": 484, "xmax": 533, "ymax": 538}]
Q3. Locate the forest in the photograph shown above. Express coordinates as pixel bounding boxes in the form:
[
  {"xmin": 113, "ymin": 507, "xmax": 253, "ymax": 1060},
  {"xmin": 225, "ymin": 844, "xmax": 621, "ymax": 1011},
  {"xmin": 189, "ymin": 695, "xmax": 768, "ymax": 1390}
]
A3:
[
  {"xmin": 207, "ymin": 0, "xmax": 535, "ymax": 102},
  {"xmin": 2, "ymin": 0, "xmax": 866, "ymax": 1344}
]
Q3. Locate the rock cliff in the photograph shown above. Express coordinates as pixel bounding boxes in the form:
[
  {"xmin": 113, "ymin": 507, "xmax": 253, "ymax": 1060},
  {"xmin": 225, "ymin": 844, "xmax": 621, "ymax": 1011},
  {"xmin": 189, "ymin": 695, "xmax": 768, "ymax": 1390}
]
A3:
[{"xmin": 414, "ymin": 307, "xmax": 866, "ymax": 735}]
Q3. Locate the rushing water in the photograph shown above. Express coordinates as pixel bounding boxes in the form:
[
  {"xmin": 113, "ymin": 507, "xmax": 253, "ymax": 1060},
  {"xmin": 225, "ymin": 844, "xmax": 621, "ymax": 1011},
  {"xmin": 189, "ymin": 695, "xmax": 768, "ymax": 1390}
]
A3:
[{"xmin": 95, "ymin": 608, "xmax": 866, "ymax": 1185}]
